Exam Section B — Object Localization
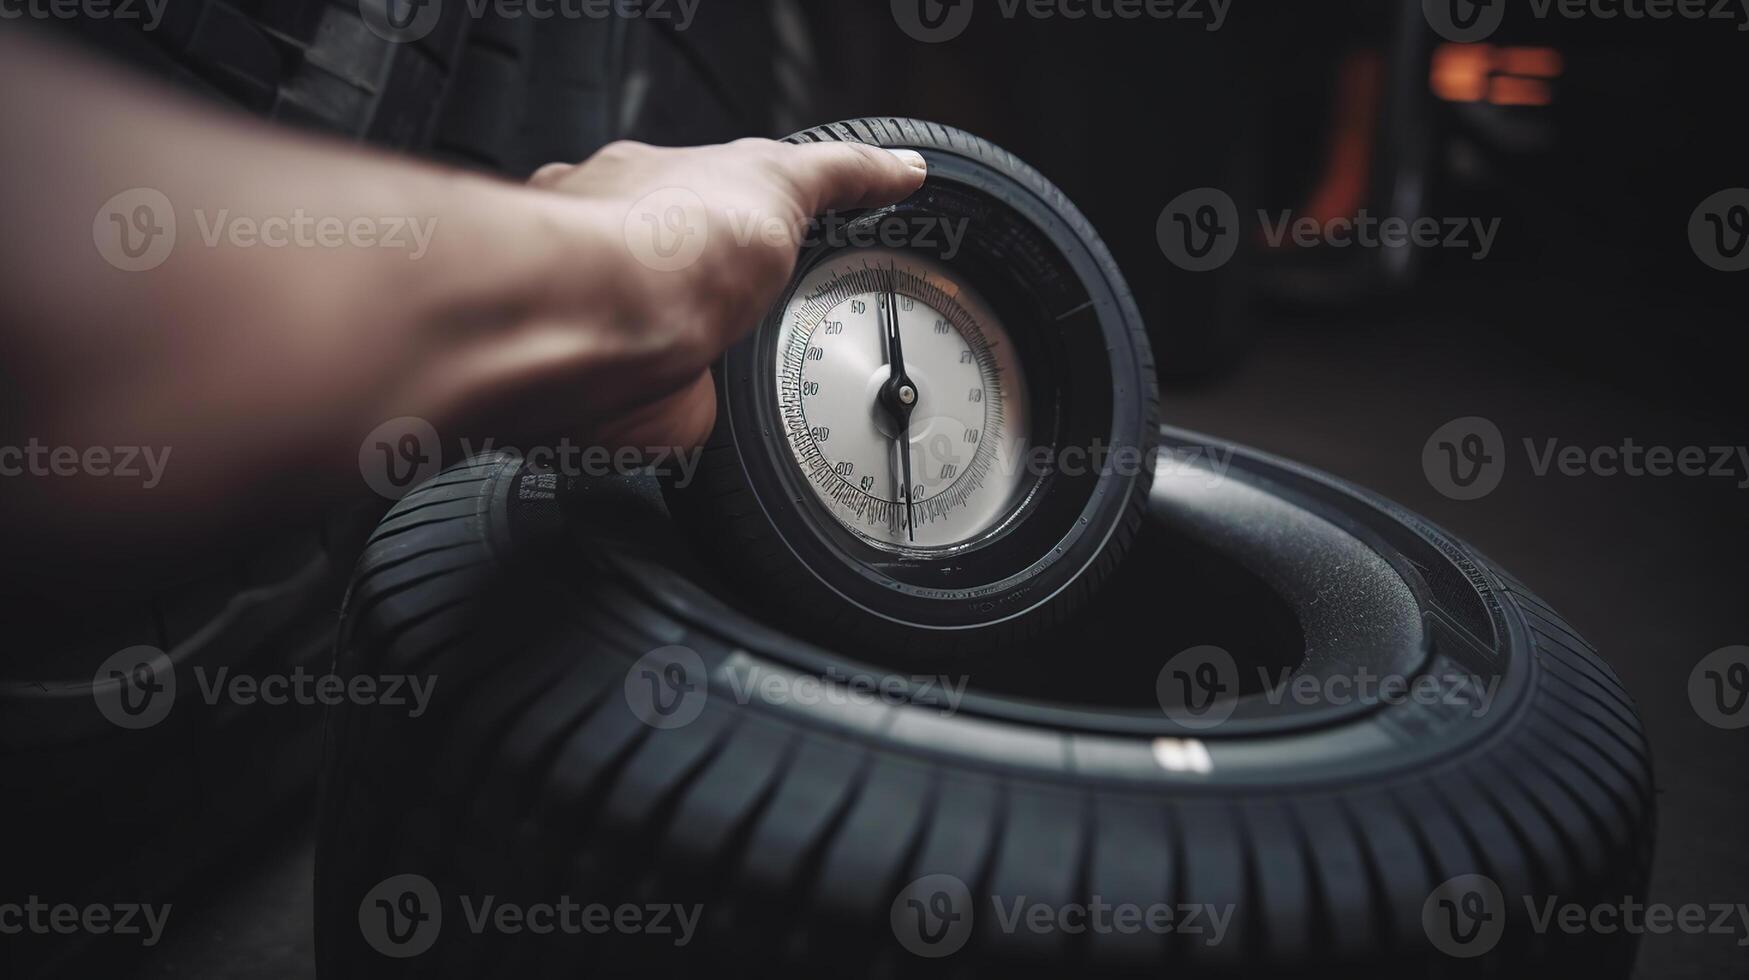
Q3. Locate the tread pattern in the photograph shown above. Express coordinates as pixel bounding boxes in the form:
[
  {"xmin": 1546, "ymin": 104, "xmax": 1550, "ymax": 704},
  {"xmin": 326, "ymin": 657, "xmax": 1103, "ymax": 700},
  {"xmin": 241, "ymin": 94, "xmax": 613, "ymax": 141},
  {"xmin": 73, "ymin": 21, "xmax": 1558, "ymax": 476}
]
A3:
[
  {"xmin": 78, "ymin": 0, "xmax": 815, "ymax": 175},
  {"xmin": 318, "ymin": 446, "xmax": 1654, "ymax": 978}
]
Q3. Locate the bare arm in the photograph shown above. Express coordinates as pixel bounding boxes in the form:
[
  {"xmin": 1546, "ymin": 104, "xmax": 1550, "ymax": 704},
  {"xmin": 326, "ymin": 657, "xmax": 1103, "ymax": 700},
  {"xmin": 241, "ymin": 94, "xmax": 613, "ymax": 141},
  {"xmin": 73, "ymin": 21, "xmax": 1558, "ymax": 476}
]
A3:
[{"xmin": 0, "ymin": 30, "xmax": 925, "ymax": 585}]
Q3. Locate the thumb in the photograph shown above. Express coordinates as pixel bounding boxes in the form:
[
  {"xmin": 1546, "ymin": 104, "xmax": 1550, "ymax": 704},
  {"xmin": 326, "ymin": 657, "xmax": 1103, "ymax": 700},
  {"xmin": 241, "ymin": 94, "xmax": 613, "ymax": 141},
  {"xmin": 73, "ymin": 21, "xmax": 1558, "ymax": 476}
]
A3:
[{"xmin": 776, "ymin": 141, "xmax": 928, "ymax": 216}]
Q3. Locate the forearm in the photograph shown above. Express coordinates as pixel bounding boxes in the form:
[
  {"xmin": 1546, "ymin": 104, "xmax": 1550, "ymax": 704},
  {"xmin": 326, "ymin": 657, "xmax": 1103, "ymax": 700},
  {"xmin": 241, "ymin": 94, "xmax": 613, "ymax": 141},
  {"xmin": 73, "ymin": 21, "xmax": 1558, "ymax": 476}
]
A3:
[
  {"xmin": 0, "ymin": 30, "xmax": 925, "ymax": 589},
  {"xmin": 0, "ymin": 31, "xmax": 596, "ymax": 579}
]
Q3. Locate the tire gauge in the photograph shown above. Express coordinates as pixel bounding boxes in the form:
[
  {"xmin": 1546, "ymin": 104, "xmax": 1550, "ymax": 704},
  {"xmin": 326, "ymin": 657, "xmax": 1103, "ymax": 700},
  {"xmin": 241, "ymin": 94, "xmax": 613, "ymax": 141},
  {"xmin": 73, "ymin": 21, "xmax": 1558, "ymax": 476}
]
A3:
[{"xmin": 668, "ymin": 118, "xmax": 1157, "ymax": 657}]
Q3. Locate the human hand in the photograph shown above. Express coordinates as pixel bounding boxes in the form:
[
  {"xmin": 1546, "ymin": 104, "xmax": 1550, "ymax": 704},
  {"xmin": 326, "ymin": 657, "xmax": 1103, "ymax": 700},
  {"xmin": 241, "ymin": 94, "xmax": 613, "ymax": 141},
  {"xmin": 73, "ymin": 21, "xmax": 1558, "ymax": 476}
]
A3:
[{"xmin": 402, "ymin": 138, "xmax": 928, "ymax": 454}]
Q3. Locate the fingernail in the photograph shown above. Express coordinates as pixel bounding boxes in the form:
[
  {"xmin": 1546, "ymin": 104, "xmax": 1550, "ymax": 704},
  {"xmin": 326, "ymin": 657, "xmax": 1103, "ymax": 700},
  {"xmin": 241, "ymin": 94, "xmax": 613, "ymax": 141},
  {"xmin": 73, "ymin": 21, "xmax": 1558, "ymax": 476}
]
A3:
[{"xmin": 886, "ymin": 148, "xmax": 927, "ymax": 173}]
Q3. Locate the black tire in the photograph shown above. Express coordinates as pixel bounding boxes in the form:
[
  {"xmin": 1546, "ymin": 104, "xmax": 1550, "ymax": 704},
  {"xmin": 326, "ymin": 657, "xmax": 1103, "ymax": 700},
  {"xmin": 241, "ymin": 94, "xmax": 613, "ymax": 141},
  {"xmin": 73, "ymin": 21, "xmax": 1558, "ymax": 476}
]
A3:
[
  {"xmin": 315, "ymin": 427, "xmax": 1654, "ymax": 978},
  {"xmin": 665, "ymin": 118, "xmax": 1159, "ymax": 661},
  {"xmin": 55, "ymin": 0, "xmax": 815, "ymax": 171}
]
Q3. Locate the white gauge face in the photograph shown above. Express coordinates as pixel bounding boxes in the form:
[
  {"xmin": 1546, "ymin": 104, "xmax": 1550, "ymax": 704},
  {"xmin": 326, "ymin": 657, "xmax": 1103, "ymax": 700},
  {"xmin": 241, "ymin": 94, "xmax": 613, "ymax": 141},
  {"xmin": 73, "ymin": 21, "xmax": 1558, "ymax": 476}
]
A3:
[{"xmin": 774, "ymin": 249, "xmax": 1031, "ymax": 551}]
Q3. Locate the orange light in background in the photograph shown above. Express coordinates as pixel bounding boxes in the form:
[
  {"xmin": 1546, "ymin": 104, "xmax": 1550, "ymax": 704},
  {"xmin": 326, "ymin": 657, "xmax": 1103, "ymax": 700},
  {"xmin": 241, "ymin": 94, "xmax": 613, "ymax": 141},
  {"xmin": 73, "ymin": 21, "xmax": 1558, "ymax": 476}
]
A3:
[
  {"xmin": 1498, "ymin": 46, "xmax": 1564, "ymax": 78},
  {"xmin": 1431, "ymin": 43, "xmax": 1493, "ymax": 102},
  {"xmin": 1302, "ymin": 50, "xmax": 1383, "ymax": 227},
  {"xmin": 1431, "ymin": 44, "xmax": 1564, "ymax": 107}
]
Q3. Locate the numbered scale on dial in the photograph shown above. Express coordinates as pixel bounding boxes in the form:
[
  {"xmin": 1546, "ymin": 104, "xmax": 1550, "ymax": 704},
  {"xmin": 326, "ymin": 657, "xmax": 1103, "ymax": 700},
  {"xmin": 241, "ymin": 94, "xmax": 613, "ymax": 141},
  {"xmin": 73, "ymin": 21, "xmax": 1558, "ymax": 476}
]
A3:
[
  {"xmin": 666, "ymin": 118, "xmax": 1157, "ymax": 654},
  {"xmin": 773, "ymin": 250, "xmax": 1030, "ymax": 552}
]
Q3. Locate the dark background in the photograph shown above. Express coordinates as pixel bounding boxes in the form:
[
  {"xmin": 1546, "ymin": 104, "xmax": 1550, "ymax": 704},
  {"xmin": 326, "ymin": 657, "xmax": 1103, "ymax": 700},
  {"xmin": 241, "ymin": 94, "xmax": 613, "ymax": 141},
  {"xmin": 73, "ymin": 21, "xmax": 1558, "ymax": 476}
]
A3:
[{"xmin": 10, "ymin": 2, "xmax": 1746, "ymax": 978}]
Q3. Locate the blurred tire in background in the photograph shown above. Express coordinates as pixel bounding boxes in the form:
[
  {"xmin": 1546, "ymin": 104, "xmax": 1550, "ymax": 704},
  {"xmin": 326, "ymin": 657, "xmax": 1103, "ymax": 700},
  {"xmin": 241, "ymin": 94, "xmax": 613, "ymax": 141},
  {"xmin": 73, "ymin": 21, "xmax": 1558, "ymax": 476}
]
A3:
[{"xmin": 4, "ymin": 4, "xmax": 819, "ymax": 976}]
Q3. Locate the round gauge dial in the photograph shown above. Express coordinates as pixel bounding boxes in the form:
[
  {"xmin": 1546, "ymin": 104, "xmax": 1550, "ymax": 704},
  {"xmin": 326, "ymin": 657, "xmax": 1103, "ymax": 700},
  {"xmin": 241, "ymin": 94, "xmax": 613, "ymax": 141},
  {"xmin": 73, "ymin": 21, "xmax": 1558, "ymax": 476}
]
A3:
[
  {"xmin": 665, "ymin": 117, "xmax": 1157, "ymax": 658},
  {"xmin": 774, "ymin": 250, "xmax": 1029, "ymax": 552}
]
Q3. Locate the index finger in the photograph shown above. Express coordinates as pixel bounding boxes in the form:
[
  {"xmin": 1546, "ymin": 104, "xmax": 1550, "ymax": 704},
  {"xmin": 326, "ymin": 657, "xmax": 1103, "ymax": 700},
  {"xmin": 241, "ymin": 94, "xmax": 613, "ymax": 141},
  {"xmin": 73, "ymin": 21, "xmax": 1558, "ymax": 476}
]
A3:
[{"xmin": 774, "ymin": 141, "xmax": 928, "ymax": 216}]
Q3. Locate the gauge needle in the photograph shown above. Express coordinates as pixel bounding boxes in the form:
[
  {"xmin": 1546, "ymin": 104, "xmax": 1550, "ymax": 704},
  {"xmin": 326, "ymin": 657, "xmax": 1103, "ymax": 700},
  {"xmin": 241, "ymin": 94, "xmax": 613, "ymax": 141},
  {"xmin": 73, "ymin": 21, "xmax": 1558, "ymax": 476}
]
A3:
[{"xmin": 880, "ymin": 267, "xmax": 917, "ymax": 542}]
